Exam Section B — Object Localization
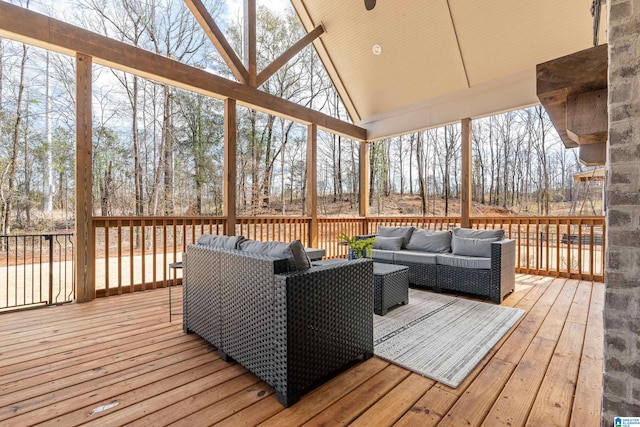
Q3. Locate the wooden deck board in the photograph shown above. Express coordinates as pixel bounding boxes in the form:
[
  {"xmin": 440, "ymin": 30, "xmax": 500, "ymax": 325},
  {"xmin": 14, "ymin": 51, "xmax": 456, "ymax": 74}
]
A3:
[
  {"xmin": 0, "ymin": 274, "xmax": 603, "ymax": 426},
  {"xmin": 570, "ymin": 282, "xmax": 604, "ymax": 427}
]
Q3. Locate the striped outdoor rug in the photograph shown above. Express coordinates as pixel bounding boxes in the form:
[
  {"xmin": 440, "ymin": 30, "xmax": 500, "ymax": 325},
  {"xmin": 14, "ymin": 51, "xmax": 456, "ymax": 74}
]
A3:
[{"xmin": 373, "ymin": 289, "xmax": 524, "ymax": 388}]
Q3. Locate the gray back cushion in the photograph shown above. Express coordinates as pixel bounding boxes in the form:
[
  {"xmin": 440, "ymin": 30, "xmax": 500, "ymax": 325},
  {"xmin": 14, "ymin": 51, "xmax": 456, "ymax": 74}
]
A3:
[
  {"xmin": 452, "ymin": 227, "xmax": 505, "ymax": 240},
  {"xmin": 378, "ymin": 226, "xmax": 415, "ymax": 249},
  {"xmin": 451, "ymin": 236, "xmax": 499, "ymax": 258},
  {"xmin": 197, "ymin": 234, "xmax": 245, "ymax": 249},
  {"xmin": 288, "ymin": 239, "xmax": 311, "ymax": 271},
  {"xmin": 372, "ymin": 236, "xmax": 404, "ymax": 251},
  {"xmin": 239, "ymin": 239, "xmax": 311, "ymax": 272},
  {"xmin": 406, "ymin": 229, "xmax": 451, "ymax": 253}
]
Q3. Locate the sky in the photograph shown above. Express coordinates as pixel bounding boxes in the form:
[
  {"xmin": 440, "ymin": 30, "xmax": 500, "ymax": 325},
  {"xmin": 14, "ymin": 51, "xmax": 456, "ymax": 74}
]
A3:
[{"xmin": 223, "ymin": 0, "xmax": 293, "ymax": 26}]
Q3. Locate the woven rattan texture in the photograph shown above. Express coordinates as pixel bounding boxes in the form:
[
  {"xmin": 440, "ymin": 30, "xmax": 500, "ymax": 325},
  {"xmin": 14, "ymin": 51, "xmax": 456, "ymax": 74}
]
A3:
[
  {"xmin": 371, "ymin": 240, "xmax": 516, "ymax": 304},
  {"xmin": 183, "ymin": 246, "xmax": 373, "ymax": 407},
  {"xmin": 373, "ymin": 264, "xmax": 409, "ymax": 315},
  {"xmin": 182, "ymin": 247, "xmax": 222, "ymax": 346},
  {"xmin": 372, "ymin": 259, "xmax": 437, "ymax": 288}
]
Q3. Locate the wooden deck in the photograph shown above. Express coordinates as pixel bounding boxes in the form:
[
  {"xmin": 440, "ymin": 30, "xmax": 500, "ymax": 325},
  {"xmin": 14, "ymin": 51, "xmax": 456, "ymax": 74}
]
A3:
[{"xmin": 0, "ymin": 274, "xmax": 603, "ymax": 426}]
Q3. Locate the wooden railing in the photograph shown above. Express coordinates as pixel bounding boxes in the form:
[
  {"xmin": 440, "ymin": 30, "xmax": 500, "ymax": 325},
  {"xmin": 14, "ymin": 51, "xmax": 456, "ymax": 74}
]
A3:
[
  {"xmin": 92, "ymin": 216, "xmax": 225, "ymax": 296},
  {"xmin": 471, "ymin": 216, "xmax": 605, "ymax": 281},
  {"xmin": 92, "ymin": 215, "xmax": 605, "ymax": 297},
  {"xmin": 236, "ymin": 216, "xmax": 310, "ymax": 244}
]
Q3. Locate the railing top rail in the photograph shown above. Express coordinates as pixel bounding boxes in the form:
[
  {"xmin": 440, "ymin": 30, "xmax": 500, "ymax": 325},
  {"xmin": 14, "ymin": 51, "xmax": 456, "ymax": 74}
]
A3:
[
  {"xmin": 92, "ymin": 216, "xmax": 226, "ymax": 221},
  {"xmin": 236, "ymin": 216, "xmax": 311, "ymax": 221},
  {"xmin": 0, "ymin": 232, "xmax": 74, "ymax": 238}
]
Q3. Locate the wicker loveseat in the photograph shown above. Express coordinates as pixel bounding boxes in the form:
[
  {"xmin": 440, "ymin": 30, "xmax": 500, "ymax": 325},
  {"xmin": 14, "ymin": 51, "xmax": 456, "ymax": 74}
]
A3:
[
  {"xmin": 183, "ymin": 236, "xmax": 374, "ymax": 407},
  {"xmin": 362, "ymin": 226, "xmax": 515, "ymax": 303}
]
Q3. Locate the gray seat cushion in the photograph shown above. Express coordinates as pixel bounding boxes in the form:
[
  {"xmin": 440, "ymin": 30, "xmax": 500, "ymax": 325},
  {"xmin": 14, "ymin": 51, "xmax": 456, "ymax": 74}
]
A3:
[
  {"xmin": 394, "ymin": 250, "xmax": 439, "ymax": 265},
  {"xmin": 451, "ymin": 227, "xmax": 505, "ymax": 240},
  {"xmin": 378, "ymin": 226, "xmax": 415, "ymax": 249},
  {"xmin": 371, "ymin": 249, "xmax": 396, "ymax": 262},
  {"xmin": 436, "ymin": 253, "xmax": 491, "ymax": 269},
  {"xmin": 372, "ymin": 236, "xmax": 404, "ymax": 251},
  {"xmin": 406, "ymin": 229, "xmax": 451, "ymax": 253}
]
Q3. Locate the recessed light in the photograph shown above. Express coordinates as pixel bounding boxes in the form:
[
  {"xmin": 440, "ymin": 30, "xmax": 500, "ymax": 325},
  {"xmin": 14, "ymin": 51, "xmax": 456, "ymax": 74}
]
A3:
[{"xmin": 372, "ymin": 44, "xmax": 382, "ymax": 55}]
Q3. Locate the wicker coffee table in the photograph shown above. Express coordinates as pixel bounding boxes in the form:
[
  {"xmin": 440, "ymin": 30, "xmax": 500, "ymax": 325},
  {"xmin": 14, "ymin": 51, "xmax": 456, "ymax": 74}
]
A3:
[{"xmin": 373, "ymin": 263, "xmax": 409, "ymax": 315}]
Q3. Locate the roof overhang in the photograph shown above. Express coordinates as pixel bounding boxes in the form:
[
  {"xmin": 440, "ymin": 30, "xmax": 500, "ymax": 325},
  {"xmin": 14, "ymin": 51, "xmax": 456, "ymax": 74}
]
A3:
[{"xmin": 292, "ymin": 0, "xmax": 607, "ymax": 140}]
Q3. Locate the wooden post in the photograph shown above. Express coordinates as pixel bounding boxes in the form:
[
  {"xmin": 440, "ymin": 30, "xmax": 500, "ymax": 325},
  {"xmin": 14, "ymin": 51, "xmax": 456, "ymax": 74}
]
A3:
[
  {"xmin": 359, "ymin": 141, "xmax": 369, "ymax": 233},
  {"xmin": 307, "ymin": 124, "xmax": 318, "ymax": 247},
  {"xmin": 244, "ymin": 0, "xmax": 257, "ymax": 87},
  {"xmin": 461, "ymin": 118, "xmax": 472, "ymax": 228},
  {"xmin": 75, "ymin": 53, "xmax": 95, "ymax": 302},
  {"xmin": 224, "ymin": 98, "xmax": 237, "ymax": 235}
]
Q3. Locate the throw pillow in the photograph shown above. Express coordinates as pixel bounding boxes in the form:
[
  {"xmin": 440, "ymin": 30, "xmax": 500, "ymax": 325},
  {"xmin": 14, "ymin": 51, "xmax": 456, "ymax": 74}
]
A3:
[
  {"xmin": 451, "ymin": 235, "xmax": 499, "ymax": 258},
  {"xmin": 288, "ymin": 240, "xmax": 311, "ymax": 271},
  {"xmin": 406, "ymin": 229, "xmax": 452, "ymax": 253},
  {"xmin": 377, "ymin": 226, "xmax": 415, "ymax": 249},
  {"xmin": 372, "ymin": 236, "xmax": 404, "ymax": 251},
  {"xmin": 451, "ymin": 227, "xmax": 505, "ymax": 240}
]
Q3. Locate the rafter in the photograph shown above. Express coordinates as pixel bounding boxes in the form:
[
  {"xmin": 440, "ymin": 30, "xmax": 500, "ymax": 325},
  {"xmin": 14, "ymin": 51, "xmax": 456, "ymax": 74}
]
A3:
[
  {"xmin": 0, "ymin": 2, "xmax": 366, "ymax": 140},
  {"xmin": 244, "ymin": 0, "xmax": 257, "ymax": 87},
  {"xmin": 184, "ymin": 0, "xmax": 248, "ymax": 84},
  {"xmin": 257, "ymin": 24, "xmax": 324, "ymax": 87}
]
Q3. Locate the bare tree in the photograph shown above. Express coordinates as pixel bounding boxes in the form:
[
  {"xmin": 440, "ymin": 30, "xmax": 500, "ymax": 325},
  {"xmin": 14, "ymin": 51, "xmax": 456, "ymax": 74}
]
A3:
[
  {"xmin": 1, "ymin": 43, "xmax": 28, "ymax": 235},
  {"xmin": 415, "ymin": 132, "xmax": 428, "ymax": 214}
]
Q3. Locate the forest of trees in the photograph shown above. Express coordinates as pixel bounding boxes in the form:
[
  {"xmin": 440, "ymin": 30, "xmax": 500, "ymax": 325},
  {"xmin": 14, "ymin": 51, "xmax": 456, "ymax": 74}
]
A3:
[{"xmin": 0, "ymin": 0, "xmax": 594, "ymax": 235}]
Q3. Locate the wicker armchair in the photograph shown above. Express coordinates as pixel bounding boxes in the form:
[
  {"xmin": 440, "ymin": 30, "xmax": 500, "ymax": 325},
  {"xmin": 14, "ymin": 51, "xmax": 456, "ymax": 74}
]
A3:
[{"xmin": 183, "ymin": 245, "xmax": 374, "ymax": 407}]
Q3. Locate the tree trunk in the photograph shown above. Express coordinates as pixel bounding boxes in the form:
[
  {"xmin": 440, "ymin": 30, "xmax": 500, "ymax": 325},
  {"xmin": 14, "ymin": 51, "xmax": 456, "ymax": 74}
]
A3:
[
  {"xmin": 100, "ymin": 161, "xmax": 113, "ymax": 216},
  {"xmin": 1, "ymin": 44, "xmax": 28, "ymax": 236},
  {"xmin": 415, "ymin": 133, "xmax": 427, "ymax": 215},
  {"xmin": 163, "ymin": 86, "xmax": 174, "ymax": 215}
]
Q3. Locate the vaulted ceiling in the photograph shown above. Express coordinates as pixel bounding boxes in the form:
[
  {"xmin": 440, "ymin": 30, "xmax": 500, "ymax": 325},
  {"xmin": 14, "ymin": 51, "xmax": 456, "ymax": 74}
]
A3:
[{"xmin": 291, "ymin": 0, "xmax": 607, "ymax": 140}]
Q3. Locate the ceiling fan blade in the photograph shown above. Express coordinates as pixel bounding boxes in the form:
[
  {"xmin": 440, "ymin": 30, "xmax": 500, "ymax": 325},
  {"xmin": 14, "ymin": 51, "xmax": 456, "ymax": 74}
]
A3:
[{"xmin": 365, "ymin": 0, "xmax": 376, "ymax": 11}]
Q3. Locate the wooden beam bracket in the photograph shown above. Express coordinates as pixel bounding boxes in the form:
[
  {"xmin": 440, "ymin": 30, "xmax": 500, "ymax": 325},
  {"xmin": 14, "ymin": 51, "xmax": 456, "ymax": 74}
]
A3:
[{"xmin": 257, "ymin": 24, "xmax": 325, "ymax": 87}]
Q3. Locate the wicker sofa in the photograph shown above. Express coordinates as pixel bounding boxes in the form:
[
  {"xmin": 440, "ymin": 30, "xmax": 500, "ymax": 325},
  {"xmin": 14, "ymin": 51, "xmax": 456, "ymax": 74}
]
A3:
[
  {"xmin": 362, "ymin": 226, "xmax": 515, "ymax": 303},
  {"xmin": 183, "ymin": 236, "xmax": 374, "ymax": 407}
]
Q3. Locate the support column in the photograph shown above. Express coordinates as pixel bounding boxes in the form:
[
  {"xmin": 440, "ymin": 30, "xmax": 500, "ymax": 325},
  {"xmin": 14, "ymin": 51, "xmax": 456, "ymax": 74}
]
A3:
[
  {"xmin": 224, "ymin": 98, "xmax": 237, "ymax": 236},
  {"xmin": 461, "ymin": 118, "xmax": 472, "ymax": 228},
  {"xmin": 74, "ymin": 53, "xmax": 94, "ymax": 303},
  {"xmin": 359, "ymin": 141, "xmax": 369, "ymax": 233},
  {"xmin": 306, "ymin": 124, "xmax": 318, "ymax": 247},
  {"xmin": 603, "ymin": 0, "xmax": 640, "ymax": 423}
]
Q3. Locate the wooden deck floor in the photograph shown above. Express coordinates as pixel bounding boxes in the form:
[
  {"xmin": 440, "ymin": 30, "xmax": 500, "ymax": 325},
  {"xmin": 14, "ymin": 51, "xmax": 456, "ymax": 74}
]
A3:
[{"xmin": 0, "ymin": 274, "xmax": 603, "ymax": 426}]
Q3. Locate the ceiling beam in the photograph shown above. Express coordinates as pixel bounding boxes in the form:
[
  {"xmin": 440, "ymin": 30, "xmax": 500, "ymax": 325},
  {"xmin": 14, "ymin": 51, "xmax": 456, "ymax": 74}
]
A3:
[
  {"xmin": 0, "ymin": 2, "xmax": 366, "ymax": 141},
  {"xmin": 536, "ymin": 44, "xmax": 607, "ymax": 148},
  {"xmin": 445, "ymin": 0, "xmax": 470, "ymax": 89},
  {"xmin": 183, "ymin": 0, "xmax": 249, "ymax": 84},
  {"xmin": 257, "ymin": 24, "xmax": 324, "ymax": 87},
  {"xmin": 244, "ymin": 0, "xmax": 257, "ymax": 87}
]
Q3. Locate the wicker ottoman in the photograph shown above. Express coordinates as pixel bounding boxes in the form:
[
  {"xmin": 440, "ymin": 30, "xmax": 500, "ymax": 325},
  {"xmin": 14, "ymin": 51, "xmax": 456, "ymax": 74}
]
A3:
[{"xmin": 373, "ymin": 263, "xmax": 409, "ymax": 315}]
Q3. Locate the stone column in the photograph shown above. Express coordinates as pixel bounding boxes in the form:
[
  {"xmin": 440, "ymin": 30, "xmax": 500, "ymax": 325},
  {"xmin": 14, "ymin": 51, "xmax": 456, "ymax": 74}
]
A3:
[{"xmin": 604, "ymin": 0, "xmax": 640, "ymax": 423}]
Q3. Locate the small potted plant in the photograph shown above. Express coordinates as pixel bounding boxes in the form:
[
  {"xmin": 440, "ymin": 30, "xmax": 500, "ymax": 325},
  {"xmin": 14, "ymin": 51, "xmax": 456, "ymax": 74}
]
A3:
[{"xmin": 337, "ymin": 233, "xmax": 376, "ymax": 260}]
